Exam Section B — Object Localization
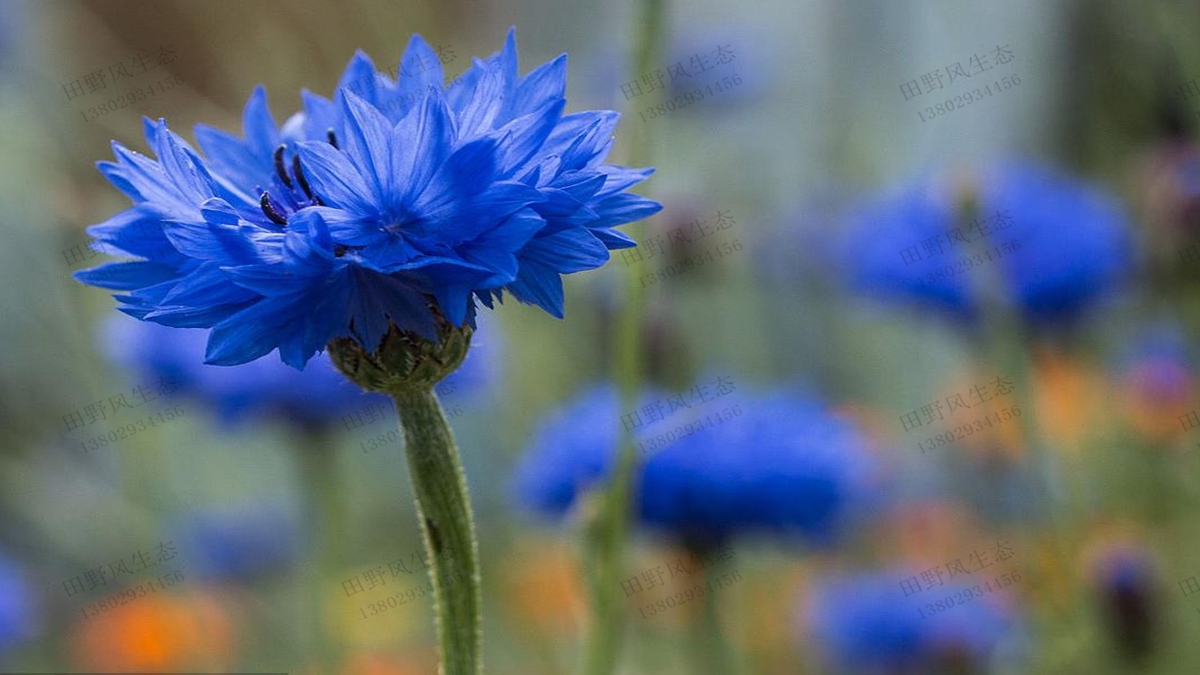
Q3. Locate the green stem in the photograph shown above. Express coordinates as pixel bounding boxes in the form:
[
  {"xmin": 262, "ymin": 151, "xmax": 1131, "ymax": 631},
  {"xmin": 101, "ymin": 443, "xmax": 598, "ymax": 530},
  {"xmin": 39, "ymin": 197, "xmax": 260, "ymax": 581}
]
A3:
[
  {"xmin": 956, "ymin": 195, "xmax": 1079, "ymax": 643},
  {"xmin": 582, "ymin": 444, "xmax": 637, "ymax": 675},
  {"xmin": 583, "ymin": 0, "xmax": 665, "ymax": 672},
  {"xmin": 391, "ymin": 387, "xmax": 481, "ymax": 675},
  {"xmin": 296, "ymin": 430, "xmax": 343, "ymax": 671},
  {"xmin": 956, "ymin": 196, "xmax": 1075, "ymax": 533},
  {"xmin": 689, "ymin": 553, "xmax": 735, "ymax": 675}
]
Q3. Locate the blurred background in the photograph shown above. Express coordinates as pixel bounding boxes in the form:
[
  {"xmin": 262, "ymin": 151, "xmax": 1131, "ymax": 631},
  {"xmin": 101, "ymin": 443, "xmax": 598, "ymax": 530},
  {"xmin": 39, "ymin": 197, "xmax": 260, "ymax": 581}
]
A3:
[{"xmin": 3, "ymin": 0, "xmax": 1200, "ymax": 673}]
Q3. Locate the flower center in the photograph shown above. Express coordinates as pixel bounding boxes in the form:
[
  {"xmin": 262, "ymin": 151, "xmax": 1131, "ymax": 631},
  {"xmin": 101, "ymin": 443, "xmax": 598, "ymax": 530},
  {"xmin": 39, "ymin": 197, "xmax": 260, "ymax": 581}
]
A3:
[{"xmin": 257, "ymin": 130, "xmax": 340, "ymax": 226}]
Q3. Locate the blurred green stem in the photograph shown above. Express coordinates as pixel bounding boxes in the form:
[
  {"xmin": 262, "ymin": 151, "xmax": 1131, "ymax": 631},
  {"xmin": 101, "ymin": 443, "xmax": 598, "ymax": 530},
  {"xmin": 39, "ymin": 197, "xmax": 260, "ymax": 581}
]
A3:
[
  {"xmin": 392, "ymin": 387, "xmax": 481, "ymax": 675},
  {"xmin": 981, "ymin": 321, "xmax": 1075, "ymax": 525},
  {"xmin": 956, "ymin": 194, "xmax": 1080, "ymax": 648},
  {"xmin": 582, "ymin": 0, "xmax": 665, "ymax": 673},
  {"xmin": 957, "ymin": 195, "xmax": 1078, "ymax": 532},
  {"xmin": 297, "ymin": 430, "xmax": 344, "ymax": 671},
  {"xmin": 689, "ymin": 551, "xmax": 735, "ymax": 675},
  {"xmin": 973, "ymin": 282, "xmax": 1086, "ymax": 667}
]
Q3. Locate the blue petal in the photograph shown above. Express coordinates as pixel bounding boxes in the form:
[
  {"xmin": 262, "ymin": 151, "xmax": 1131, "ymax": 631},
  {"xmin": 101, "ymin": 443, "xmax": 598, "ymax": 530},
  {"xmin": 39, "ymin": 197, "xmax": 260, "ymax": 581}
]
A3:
[
  {"xmin": 160, "ymin": 261, "xmax": 257, "ymax": 306},
  {"xmin": 295, "ymin": 141, "xmax": 377, "ymax": 213},
  {"xmin": 86, "ymin": 205, "xmax": 176, "ymax": 260},
  {"xmin": 302, "ymin": 206, "xmax": 388, "ymax": 247},
  {"xmin": 589, "ymin": 228, "xmax": 638, "ymax": 249},
  {"xmin": 595, "ymin": 165, "xmax": 655, "ymax": 198},
  {"xmin": 391, "ymin": 90, "xmax": 455, "ymax": 207},
  {"xmin": 223, "ymin": 264, "xmax": 323, "ymax": 296},
  {"xmin": 194, "ymin": 125, "xmax": 268, "ymax": 191},
  {"xmin": 412, "ymin": 137, "xmax": 500, "ymax": 214},
  {"xmin": 241, "ymin": 86, "xmax": 280, "ymax": 160},
  {"xmin": 496, "ymin": 27, "xmax": 519, "ymax": 86},
  {"xmin": 109, "ymin": 141, "xmax": 187, "ymax": 209},
  {"xmin": 553, "ymin": 172, "xmax": 607, "ymax": 203},
  {"xmin": 354, "ymin": 236, "xmax": 423, "ymax": 271},
  {"xmin": 427, "ymin": 181, "xmax": 544, "ymax": 243},
  {"xmin": 509, "ymin": 54, "xmax": 566, "ymax": 120},
  {"xmin": 468, "ymin": 207, "xmax": 546, "ymax": 253},
  {"xmin": 506, "ymin": 260, "xmax": 564, "ymax": 318},
  {"xmin": 149, "ymin": 120, "xmax": 215, "ymax": 206},
  {"xmin": 162, "ymin": 217, "xmax": 279, "ymax": 264},
  {"xmin": 456, "ymin": 62, "xmax": 508, "ymax": 138},
  {"xmin": 74, "ymin": 261, "xmax": 177, "ymax": 290},
  {"xmin": 544, "ymin": 111, "xmax": 619, "ymax": 159},
  {"xmin": 346, "ymin": 267, "xmax": 437, "ymax": 347},
  {"xmin": 495, "ymin": 99, "xmax": 565, "ymax": 176},
  {"xmin": 299, "ymin": 89, "xmax": 338, "ymax": 141},
  {"xmin": 338, "ymin": 92, "xmax": 394, "ymax": 204},
  {"xmin": 397, "ymin": 34, "xmax": 445, "ymax": 100},
  {"xmin": 521, "ymin": 227, "xmax": 609, "ymax": 273},
  {"xmin": 589, "ymin": 193, "xmax": 663, "ymax": 228},
  {"xmin": 335, "ymin": 51, "xmax": 383, "ymax": 108},
  {"xmin": 96, "ymin": 159, "xmax": 142, "ymax": 200},
  {"xmin": 206, "ymin": 298, "xmax": 304, "ymax": 366},
  {"xmin": 433, "ymin": 282, "xmax": 475, "ymax": 325}
]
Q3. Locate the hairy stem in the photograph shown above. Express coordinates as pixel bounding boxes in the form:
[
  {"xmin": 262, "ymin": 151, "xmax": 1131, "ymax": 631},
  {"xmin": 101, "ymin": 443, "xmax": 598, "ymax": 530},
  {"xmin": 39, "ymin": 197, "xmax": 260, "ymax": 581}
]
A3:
[{"xmin": 392, "ymin": 387, "xmax": 481, "ymax": 675}]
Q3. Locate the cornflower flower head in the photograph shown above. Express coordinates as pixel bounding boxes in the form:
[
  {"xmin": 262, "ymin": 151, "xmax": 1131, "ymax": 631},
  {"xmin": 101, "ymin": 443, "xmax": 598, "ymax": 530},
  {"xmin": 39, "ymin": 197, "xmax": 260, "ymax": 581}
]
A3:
[
  {"xmin": 173, "ymin": 503, "xmax": 300, "ymax": 582},
  {"xmin": 802, "ymin": 570, "xmax": 1021, "ymax": 673},
  {"xmin": 513, "ymin": 384, "xmax": 881, "ymax": 548},
  {"xmin": 74, "ymin": 30, "xmax": 660, "ymax": 675},
  {"xmin": 841, "ymin": 161, "xmax": 1132, "ymax": 327},
  {"xmin": 76, "ymin": 30, "xmax": 660, "ymax": 379}
]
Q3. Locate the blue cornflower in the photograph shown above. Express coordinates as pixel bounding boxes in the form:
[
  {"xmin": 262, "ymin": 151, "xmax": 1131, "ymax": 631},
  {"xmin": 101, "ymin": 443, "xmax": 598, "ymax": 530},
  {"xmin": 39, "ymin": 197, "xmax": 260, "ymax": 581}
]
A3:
[
  {"xmin": 512, "ymin": 384, "xmax": 630, "ymax": 515},
  {"xmin": 173, "ymin": 503, "xmax": 300, "ymax": 582},
  {"xmin": 802, "ymin": 570, "xmax": 1021, "ymax": 673},
  {"xmin": 840, "ymin": 161, "xmax": 1132, "ymax": 326},
  {"xmin": 0, "ymin": 551, "xmax": 37, "ymax": 653},
  {"xmin": 637, "ymin": 391, "xmax": 880, "ymax": 546},
  {"xmin": 102, "ymin": 314, "xmax": 494, "ymax": 426},
  {"xmin": 512, "ymin": 384, "xmax": 880, "ymax": 546},
  {"xmin": 76, "ymin": 30, "xmax": 660, "ymax": 368},
  {"xmin": 1126, "ymin": 320, "xmax": 1190, "ymax": 355}
]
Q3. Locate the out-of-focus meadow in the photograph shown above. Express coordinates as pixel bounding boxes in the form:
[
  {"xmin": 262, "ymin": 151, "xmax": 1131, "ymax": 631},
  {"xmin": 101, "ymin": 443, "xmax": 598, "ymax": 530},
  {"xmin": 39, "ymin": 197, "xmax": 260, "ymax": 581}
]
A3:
[{"xmin": 4, "ymin": 0, "xmax": 1200, "ymax": 673}]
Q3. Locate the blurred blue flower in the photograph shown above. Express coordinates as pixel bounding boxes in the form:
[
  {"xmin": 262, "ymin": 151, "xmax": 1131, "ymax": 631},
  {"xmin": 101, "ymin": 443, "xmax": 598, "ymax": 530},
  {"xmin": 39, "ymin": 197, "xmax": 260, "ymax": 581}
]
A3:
[
  {"xmin": 802, "ymin": 570, "xmax": 1021, "ymax": 673},
  {"xmin": 1111, "ymin": 322, "xmax": 1197, "ymax": 439},
  {"xmin": 103, "ymin": 314, "xmax": 495, "ymax": 427},
  {"xmin": 75, "ymin": 29, "xmax": 660, "ymax": 368},
  {"xmin": 1115, "ymin": 321, "xmax": 1192, "ymax": 390},
  {"xmin": 173, "ymin": 504, "xmax": 300, "ymax": 582},
  {"xmin": 841, "ymin": 162, "xmax": 1132, "ymax": 326},
  {"xmin": 0, "ymin": 551, "xmax": 37, "ymax": 653},
  {"xmin": 637, "ymin": 390, "xmax": 879, "ymax": 546},
  {"xmin": 513, "ymin": 384, "xmax": 880, "ymax": 546},
  {"xmin": 511, "ymin": 384, "xmax": 629, "ymax": 515}
]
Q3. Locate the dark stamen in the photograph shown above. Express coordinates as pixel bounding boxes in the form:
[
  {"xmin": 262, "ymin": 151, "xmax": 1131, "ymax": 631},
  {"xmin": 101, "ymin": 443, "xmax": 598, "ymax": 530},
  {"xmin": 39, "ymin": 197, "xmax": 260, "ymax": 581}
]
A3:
[
  {"xmin": 334, "ymin": 244, "xmax": 348, "ymax": 258},
  {"xmin": 273, "ymin": 145, "xmax": 293, "ymax": 189},
  {"xmin": 292, "ymin": 154, "xmax": 322, "ymax": 205},
  {"xmin": 260, "ymin": 191, "xmax": 288, "ymax": 225},
  {"xmin": 326, "ymin": 128, "xmax": 339, "ymax": 149}
]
